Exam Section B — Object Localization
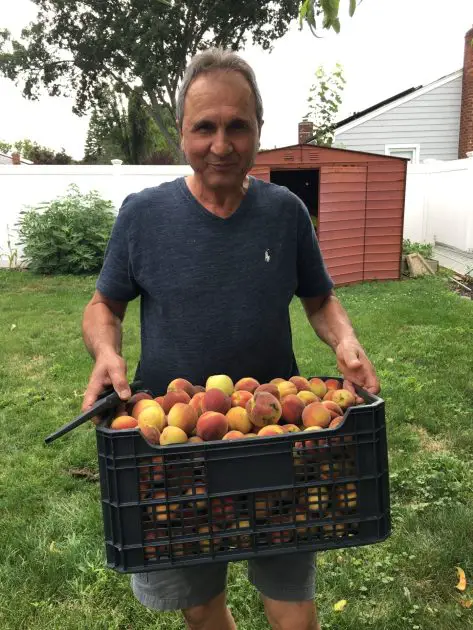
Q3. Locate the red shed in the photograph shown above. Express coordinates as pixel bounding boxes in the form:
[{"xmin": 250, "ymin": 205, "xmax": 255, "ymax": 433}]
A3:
[{"xmin": 249, "ymin": 144, "xmax": 407, "ymax": 286}]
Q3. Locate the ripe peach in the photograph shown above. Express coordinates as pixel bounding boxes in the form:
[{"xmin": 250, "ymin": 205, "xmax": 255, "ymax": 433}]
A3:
[
  {"xmin": 228, "ymin": 521, "xmax": 252, "ymax": 548},
  {"xmin": 188, "ymin": 435, "xmax": 204, "ymax": 444},
  {"xmin": 270, "ymin": 378, "xmax": 285, "ymax": 385},
  {"xmin": 192, "ymin": 384, "xmax": 206, "ymax": 395},
  {"xmin": 152, "ymin": 455, "xmax": 164, "ymax": 481},
  {"xmin": 147, "ymin": 491, "xmax": 179, "ymax": 522},
  {"xmin": 167, "ymin": 378, "xmax": 194, "ymax": 397},
  {"xmin": 189, "ymin": 392, "xmax": 206, "ymax": 417},
  {"xmin": 154, "ymin": 395, "xmax": 165, "ymax": 407},
  {"xmin": 289, "ymin": 376, "xmax": 312, "ymax": 392},
  {"xmin": 277, "ymin": 380, "xmax": 298, "ymax": 398},
  {"xmin": 308, "ymin": 378, "xmax": 327, "ymax": 398},
  {"xmin": 138, "ymin": 422, "xmax": 161, "ymax": 445},
  {"xmin": 167, "ymin": 402, "xmax": 197, "ymax": 435},
  {"xmin": 302, "ymin": 402, "xmax": 332, "ymax": 429},
  {"xmin": 184, "ymin": 485, "xmax": 207, "ymax": 509},
  {"xmin": 255, "ymin": 492, "xmax": 275, "ymax": 519},
  {"xmin": 159, "ymin": 426, "xmax": 188, "ymax": 445},
  {"xmin": 234, "ymin": 377, "xmax": 260, "ymax": 393},
  {"xmin": 321, "ymin": 400, "xmax": 343, "ymax": 419},
  {"xmin": 254, "ymin": 383, "xmax": 280, "ymax": 400},
  {"xmin": 244, "ymin": 433, "xmax": 258, "ymax": 438},
  {"xmin": 132, "ymin": 399, "xmax": 160, "ymax": 419},
  {"xmin": 205, "ymin": 374, "xmax": 234, "ymax": 396},
  {"xmin": 271, "ymin": 518, "xmax": 293, "ymax": 544},
  {"xmin": 280, "ymin": 394, "xmax": 305, "ymax": 424},
  {"xmin": 246, "ymin": 392, "xmax": 282, "ymax": 428},
  {"xmin": 162, "ymin": 390, "xmax": 191, "ymax": 414},
  {"xmin": 323, "ymin": 390, "xmax": 335, "ymax": 401},
  {"xmin": 331, "ymin": 389, "xmax": 356, "ymax": 410},
  {"xmin": 231, "ymin": 390, "xmax": 253, "ymax": 409},
  {"xmin": 281, "ymin": 423, "xmax": 300, "ymax": 433},
  {"xmin": 198, "ymin": 525, "xmax": 221, "ymax": 552},
  {"xmin": 307, "ymin": 486, "xmax": 330, "ymax": 513},
  {"xmin": 202, "ymin": 388, "xmax": 231, "ymax": 415},
  {"xmin": 126, "ymin": 391, "xmax": 153, "ymax": 415},
  {"xmin": 329, "ymin": 416, "xmax": 344, "ymax": 430},
  {"xmin": 137, "ymin": 403, "xmax": 166, "ymax": 432},
  {"xmin": 297, "ymin": 390, "xmax": 320, "ymax": 406},
  {"xmin": 196, "ymin": 411, "xmax": 229, "ymax": 441},
  {"xmin": 226, "ymin": 406, "xmax": 252, "ymax": 434},
  {"xmin": 335, "ymin": 483, "xmax": 357, "ymax": 509},
  {"xmin": 110, "ymin": 415, "xmax": 138, "ymax": 430},
  {"xmin": 223, "ymin": 430, "xmax": 246, "ymax": 440},
  {"xmin": 211, "ymin": 497, "xmax": 235, "ymax": 524},
  {"xmin": 325, "ymin": 378, "xmax": 342, "ymax": 391},
  {"xmin": 258, "ymin": 425, "xmax": 285, "ymax": 437}
]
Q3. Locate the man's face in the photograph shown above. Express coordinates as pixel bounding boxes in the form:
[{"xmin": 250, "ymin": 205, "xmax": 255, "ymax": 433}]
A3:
[{"xmin": 180, "ymin": 70, "xmax": 261, "ymax": 190}]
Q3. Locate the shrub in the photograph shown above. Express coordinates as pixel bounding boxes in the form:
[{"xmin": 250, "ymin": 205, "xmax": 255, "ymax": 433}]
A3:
[
  {"xmin": 402, "ymin": 239, "xmax": 433, "ymax": 260},
  {"xmin": 16, "ymin": 184, "xmax": 116, "ymax": 274}
]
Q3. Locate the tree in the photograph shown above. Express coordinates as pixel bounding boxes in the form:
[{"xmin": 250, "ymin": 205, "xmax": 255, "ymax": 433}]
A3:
[
  {"xmin": 299, "ymin": 0, "xmax": 360, "ymax": 35},
  {"xmin": 0, "ymin": 137, "xmax": 74, "ymax": 163},
  {"xmin": 0, "ymin": 1, "xmax": 303, "ymax": 163},
  {"xmin": 304, "ymin": 63, "xmax": 346, "ymax": 147}
]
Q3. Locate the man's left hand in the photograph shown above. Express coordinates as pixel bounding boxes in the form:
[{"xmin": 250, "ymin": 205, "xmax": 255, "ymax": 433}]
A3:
[{"xmin": 335, "ymin": 337, "xmax": 380, "ymax": 404}]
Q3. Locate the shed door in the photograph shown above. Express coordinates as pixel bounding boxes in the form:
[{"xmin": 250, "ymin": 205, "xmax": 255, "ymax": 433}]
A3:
[
  {"xmin": 318, "ymin": 165, "xmax": 367, "ymax": 286},
  {"xmin": 249, "ymin": 166, "xmax": 270, "ymax": 182}
]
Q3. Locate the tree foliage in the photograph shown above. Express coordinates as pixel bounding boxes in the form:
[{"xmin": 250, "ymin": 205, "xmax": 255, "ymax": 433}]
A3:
[
  {"xmin": 0, "ymin": 138, "xmax": 73, "ymax": 164},
  {"xmin": 304, "ymin": 63, "xmax": 346, "ymax": 146},
  {"xmin": 0, "ymin": 1, "xmax": 301, "ymax": 162},
  {"xmin": 299, "ymin": 0, "xmax": 360, "ymax": 35}
]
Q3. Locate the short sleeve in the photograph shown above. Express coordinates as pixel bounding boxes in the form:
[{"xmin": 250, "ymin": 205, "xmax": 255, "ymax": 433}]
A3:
[
  {"xmin": 96, "ymin": 194, "xmax": 140, "ymax": 302},
  {"xmin": 295, "ymin": 200, "xmax": 334, "ymax": 298}
]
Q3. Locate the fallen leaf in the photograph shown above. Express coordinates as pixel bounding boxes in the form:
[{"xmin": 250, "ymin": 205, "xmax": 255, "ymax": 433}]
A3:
[
  {"xmin": 456, "ymin": 567, "xmax": 467, "ymax": 592},
  {"xmin": 68, "ymin": 467, "xmax": 99, "ymax": 482},
  {"xmin": 10, "ymin": 324, "xmax": 16, "ymax": 331},
  {"xmin": 333, "ymin": 600, "xmax": 347, "ymax": 612},
  {"xmin": 460, "ymin": 599, "xmax": 472, "ymax": 609},
  {"xmin": 49, "ymin": 541, "xmax": 60, "ymax": 553}
]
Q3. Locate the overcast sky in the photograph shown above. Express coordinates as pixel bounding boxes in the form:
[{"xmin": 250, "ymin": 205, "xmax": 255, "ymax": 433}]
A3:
[{"xmin": 0, "ymin": 0, "xmax": 472, "ymax": 159}]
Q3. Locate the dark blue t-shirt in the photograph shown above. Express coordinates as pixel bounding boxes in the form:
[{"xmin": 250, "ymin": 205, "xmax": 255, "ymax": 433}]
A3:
[{"xmin": 96, "ymin": 176, "xmax": 333, "ymax": 396}]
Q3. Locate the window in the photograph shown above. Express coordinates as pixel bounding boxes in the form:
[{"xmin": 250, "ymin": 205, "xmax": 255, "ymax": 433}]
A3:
[{"xmin": 385, "ymin": 144, "xmax": 420, "ymax": 164}]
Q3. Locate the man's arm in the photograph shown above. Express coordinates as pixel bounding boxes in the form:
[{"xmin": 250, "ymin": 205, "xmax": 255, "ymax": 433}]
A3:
[
  {"xmin": 300, "ymin": 292, "xmax": 380, "ymax": 398},
  {"xmin": 81, "ymin": 290, "xmax": 131, "ymax": 410}
]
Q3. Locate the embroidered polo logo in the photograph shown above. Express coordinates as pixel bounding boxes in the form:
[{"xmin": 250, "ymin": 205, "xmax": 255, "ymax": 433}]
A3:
[{"xmin": 265, "ymin": 249, "xmax": 271, "ymax": 263}]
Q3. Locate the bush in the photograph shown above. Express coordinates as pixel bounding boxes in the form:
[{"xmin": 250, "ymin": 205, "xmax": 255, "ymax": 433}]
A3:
[
  {"xmin": 402, "ymin": 239, "xmax": 434, "ymax": 260},
  {"xmin": 16, "ymin": 184, "xmax": 116, "ymax": 274}
]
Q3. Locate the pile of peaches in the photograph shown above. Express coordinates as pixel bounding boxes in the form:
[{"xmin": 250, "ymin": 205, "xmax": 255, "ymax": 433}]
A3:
[{"xmin": 109, "ymin": 374, "xmax": 364, "ymax": 445}]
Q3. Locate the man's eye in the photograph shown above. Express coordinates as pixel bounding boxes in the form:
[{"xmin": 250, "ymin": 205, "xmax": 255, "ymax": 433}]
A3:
[
  {"xmin": 230, "ymin": 121, "xmax": 248, "ymax": 131},
  {"xmin": 196, "ymin": 123, "xmax": 213, "ymax": 132}
]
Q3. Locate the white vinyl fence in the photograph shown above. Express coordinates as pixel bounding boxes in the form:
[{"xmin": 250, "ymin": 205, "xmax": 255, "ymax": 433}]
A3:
[{"xmin": 404, "ymin": 157, "xmax": 473, "ymax": 253}]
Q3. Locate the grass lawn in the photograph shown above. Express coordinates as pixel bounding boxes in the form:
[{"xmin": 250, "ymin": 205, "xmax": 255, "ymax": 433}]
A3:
[{"xmin": 1, "ymin": 270, "xmax": 473, "ymax": 629}]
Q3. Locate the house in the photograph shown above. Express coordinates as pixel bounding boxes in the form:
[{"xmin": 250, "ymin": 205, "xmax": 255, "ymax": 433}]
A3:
[
  {"xmin": 306, "ymin": 26, "xmax": 473, "ymax": 164},
  {"xmin": 0, "ymin": 152, "xmax": 33, "ymax": 165}
]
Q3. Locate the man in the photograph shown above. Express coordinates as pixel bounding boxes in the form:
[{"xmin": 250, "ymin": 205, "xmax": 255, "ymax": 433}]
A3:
[{"xmin": 82, "ymin": 48, "xmax": 379, "ymax": 630}]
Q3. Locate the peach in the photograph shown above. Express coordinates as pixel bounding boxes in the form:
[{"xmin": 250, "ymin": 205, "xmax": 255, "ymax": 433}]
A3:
[
  {"xmin": 258, "ymin": 425, "xmax": 285, "ymax": 437},
  {"xmin": 147, "ymin": 491, "xmax": 179, "ymax": 522},
  {"xmin": 228, "ymin": 521, "xmax": 252, "ymax": 548},
  {"xmin": 244, "ymin": 433, "xmax": 258, "ymax": 438},
  {"xmin": 297, "ymin": 390, "xmax": 320, "ymax": 406},
  {"xmin": 159, "ymin": 425, "xmax": 188, "ymax": 445},
  {"xmin": 152, "ymin": 455, "xmax": 164, "ymax": 481},
  {"xmin": 321, "ymin": 400, "xmax": 343, "ymax": 419},
  {"xmin": 307, "ymin": 486, "xmax": 330, "ymax": 513},
  {"xmin": 125, "ymin": 391, "xmax": 153, "ymax": 415},
  {"xmin": 226, "ymin": 406, "xmax": 252, "ymax": 434},
  {"xmin": 202, "ymin": 388, "xmax": 231, "ymax": 415},
  {"xmin": 308, "ymin": 377, "xmax": 327, "ymax": 398},
  {"xmin": 138, "ymin": 422, "xmax": 161, "ymax": 445},
  {"xmin": 223, "ymin": 430, "xmax": 246, "ymax": 440},
  {"xmin": 137, "ymin": 403, "xmax": 167, "ymax": 431},
  {"xmin": 132, "ymin": 399, "xmax": 160, "ymax": 419},
  {"xmin": 246, "ymin": 392, "xmax": 282, "ymax": 428},
  {"xmin": 280, "ymin": 394, "xmax": 305, "ymax": 424},
  {"xmin": 271, "ymin": 517, "xmax": 293, "ymax": 544},
  {"xmin": 255, "ymin": 492, "xmax": 275, "ymax": 519},
  {"xmin": 289, "ymin": 376, "xmax": 312, "ymax": 392},
  {"xmin": 167, "ymin": 402, "xmax": 197, "ymax": 435},
  {"xmin": 188, "ymin": 435, "xmax": 204, "ymax": 444},
  {"xmin": 205, "ymin": 374, "xmax": 234, "ymax": 396},
  {"xmin": 211, "ymin": 497, "xmax": 235, "ymax": 523},
  {"xmin": 192, "ymin": 384, "xmax": 206, "ymax": 395},
  {"xmin": 231, "ymin": 390, "xmax": 253, "ymax": 409},
  {"xmin": 277, "ymin": 380, "xmax": 298, "ymax": 398},
  {"xmin": 254, "ymin": 383, "xmax": 280, "ymax": 400},
  {"xmin": 196, "ymin": 411, "xmax": 229, "ymax": 441},
  {"xmin": 302, "ymin": 402, "xmax": 332, "ymax": 429},
  {"xmin": 323, "ymin": 390, "xmax": 335, "ymax": 401},
  {"xmin": 331, "ymin": 389, "xmax": 356, "ymax": 410},
  {"xmin": 198, "ymin": 525, "xmax": 221, "ymax": 552},
  {"xmin": 167, "ymin": 378, "xmax": 194, "ymax": 397},
  {"xmin": 325, "ymin": 378, "xmax": 342, "ymax": 391},
  {"xmin": 281, "ymin": 423, "xmax": 300, "ymax": 433},
  {"xmin": 270, "ymin": 378, "xmax": 285, "ymax": 385},
  {"xmin": 329, "ymin": 416, "xmax": 344, "ymax": 430},
  {"xmin": 110, "ymin": 415, "xmax": 138, "ymax": 430},
  {"xmin": 114, "ymin": 402, "xmax": 128, "ymax": 417},
  {"xmin": 335, "ymin": 483, "xmax": 357, "ymax": 509},
  {"xmin": 189, "ymin": 391, "xmax": 205, "ymax": 417},
  {"xmin": 234, "ymin": 377, "xmax": 260, "ymax": 393},
  {"xmin": 154, "ymin": 395, "xmax": 165, "ymax": 407},
  {"xmin": 162, "ymin": 390, "xmax": 191, "ymax": 414},
  {"xmin": 185, "ymin": 485, "xmax": 207, "ymax": 509}
]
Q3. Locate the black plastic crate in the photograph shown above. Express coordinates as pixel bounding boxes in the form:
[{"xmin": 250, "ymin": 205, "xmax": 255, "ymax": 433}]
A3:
[{"xmin": 94, "ymin": 377, "xmax": 391, "ymax": 573}]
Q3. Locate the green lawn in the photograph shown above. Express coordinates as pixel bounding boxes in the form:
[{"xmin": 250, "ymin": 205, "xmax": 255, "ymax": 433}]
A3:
[{"xmin": 1, "ymin": 270, "xmax": 473, "ymax": 630}]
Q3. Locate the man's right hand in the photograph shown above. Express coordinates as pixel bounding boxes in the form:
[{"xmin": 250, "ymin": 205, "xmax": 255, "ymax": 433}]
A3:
[{"xmin": 82, "ymin": 351, "xmax": 131, "ymax": 420}]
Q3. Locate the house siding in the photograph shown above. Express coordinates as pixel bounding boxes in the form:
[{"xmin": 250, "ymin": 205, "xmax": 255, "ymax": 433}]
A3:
[{"xmin": 333, "ymin": 75, "xmax": 463, "ymax": 162}]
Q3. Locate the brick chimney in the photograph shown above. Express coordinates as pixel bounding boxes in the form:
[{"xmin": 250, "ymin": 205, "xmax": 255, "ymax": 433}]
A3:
[
  {"xmin": 459, "ymin": 26, "xmax": 473, "ymax": 159},
  {"xmin": 298, "ymin": 120, "xmax": 314, "ymax": 144},
  {"xmin": 11, "ymin": 152, "xmax": 21, "ymax": 165}
]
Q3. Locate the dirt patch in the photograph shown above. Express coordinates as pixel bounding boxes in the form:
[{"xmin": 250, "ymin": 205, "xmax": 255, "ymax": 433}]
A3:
[
  {"xmin": 412, "ymin": 426, "xmax": 450, "ymax": 453},
  {"xmin": 448, "ymin": 273, "xmax": 473, "ymax": 300}
]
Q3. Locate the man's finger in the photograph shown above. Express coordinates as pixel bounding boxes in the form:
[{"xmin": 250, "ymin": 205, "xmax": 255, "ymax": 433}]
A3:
[
  {"xmin": 109, "ymin": 366, "xmax": 131, "ymax": 400},
  {"xmin": 82, "ymin": 381, "xmax": 104, "ymax": 411}
]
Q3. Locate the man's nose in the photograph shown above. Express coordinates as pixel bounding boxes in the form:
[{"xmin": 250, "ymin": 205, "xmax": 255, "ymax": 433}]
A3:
[{"xmin": 211, "ymin": 129, "xmax": 233, "ymax": 157}]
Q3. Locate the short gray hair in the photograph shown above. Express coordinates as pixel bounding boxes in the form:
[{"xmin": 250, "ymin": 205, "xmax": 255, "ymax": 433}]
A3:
[{"xmin": 177, "ymin": 48, "xmax": 264, "ymax": 130}]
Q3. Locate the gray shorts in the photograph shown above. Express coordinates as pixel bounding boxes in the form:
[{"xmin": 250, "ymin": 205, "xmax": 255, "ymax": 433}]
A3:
[{"xmin": 131, "ymin": 552, "xmax": 316, "ymax": 611}]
